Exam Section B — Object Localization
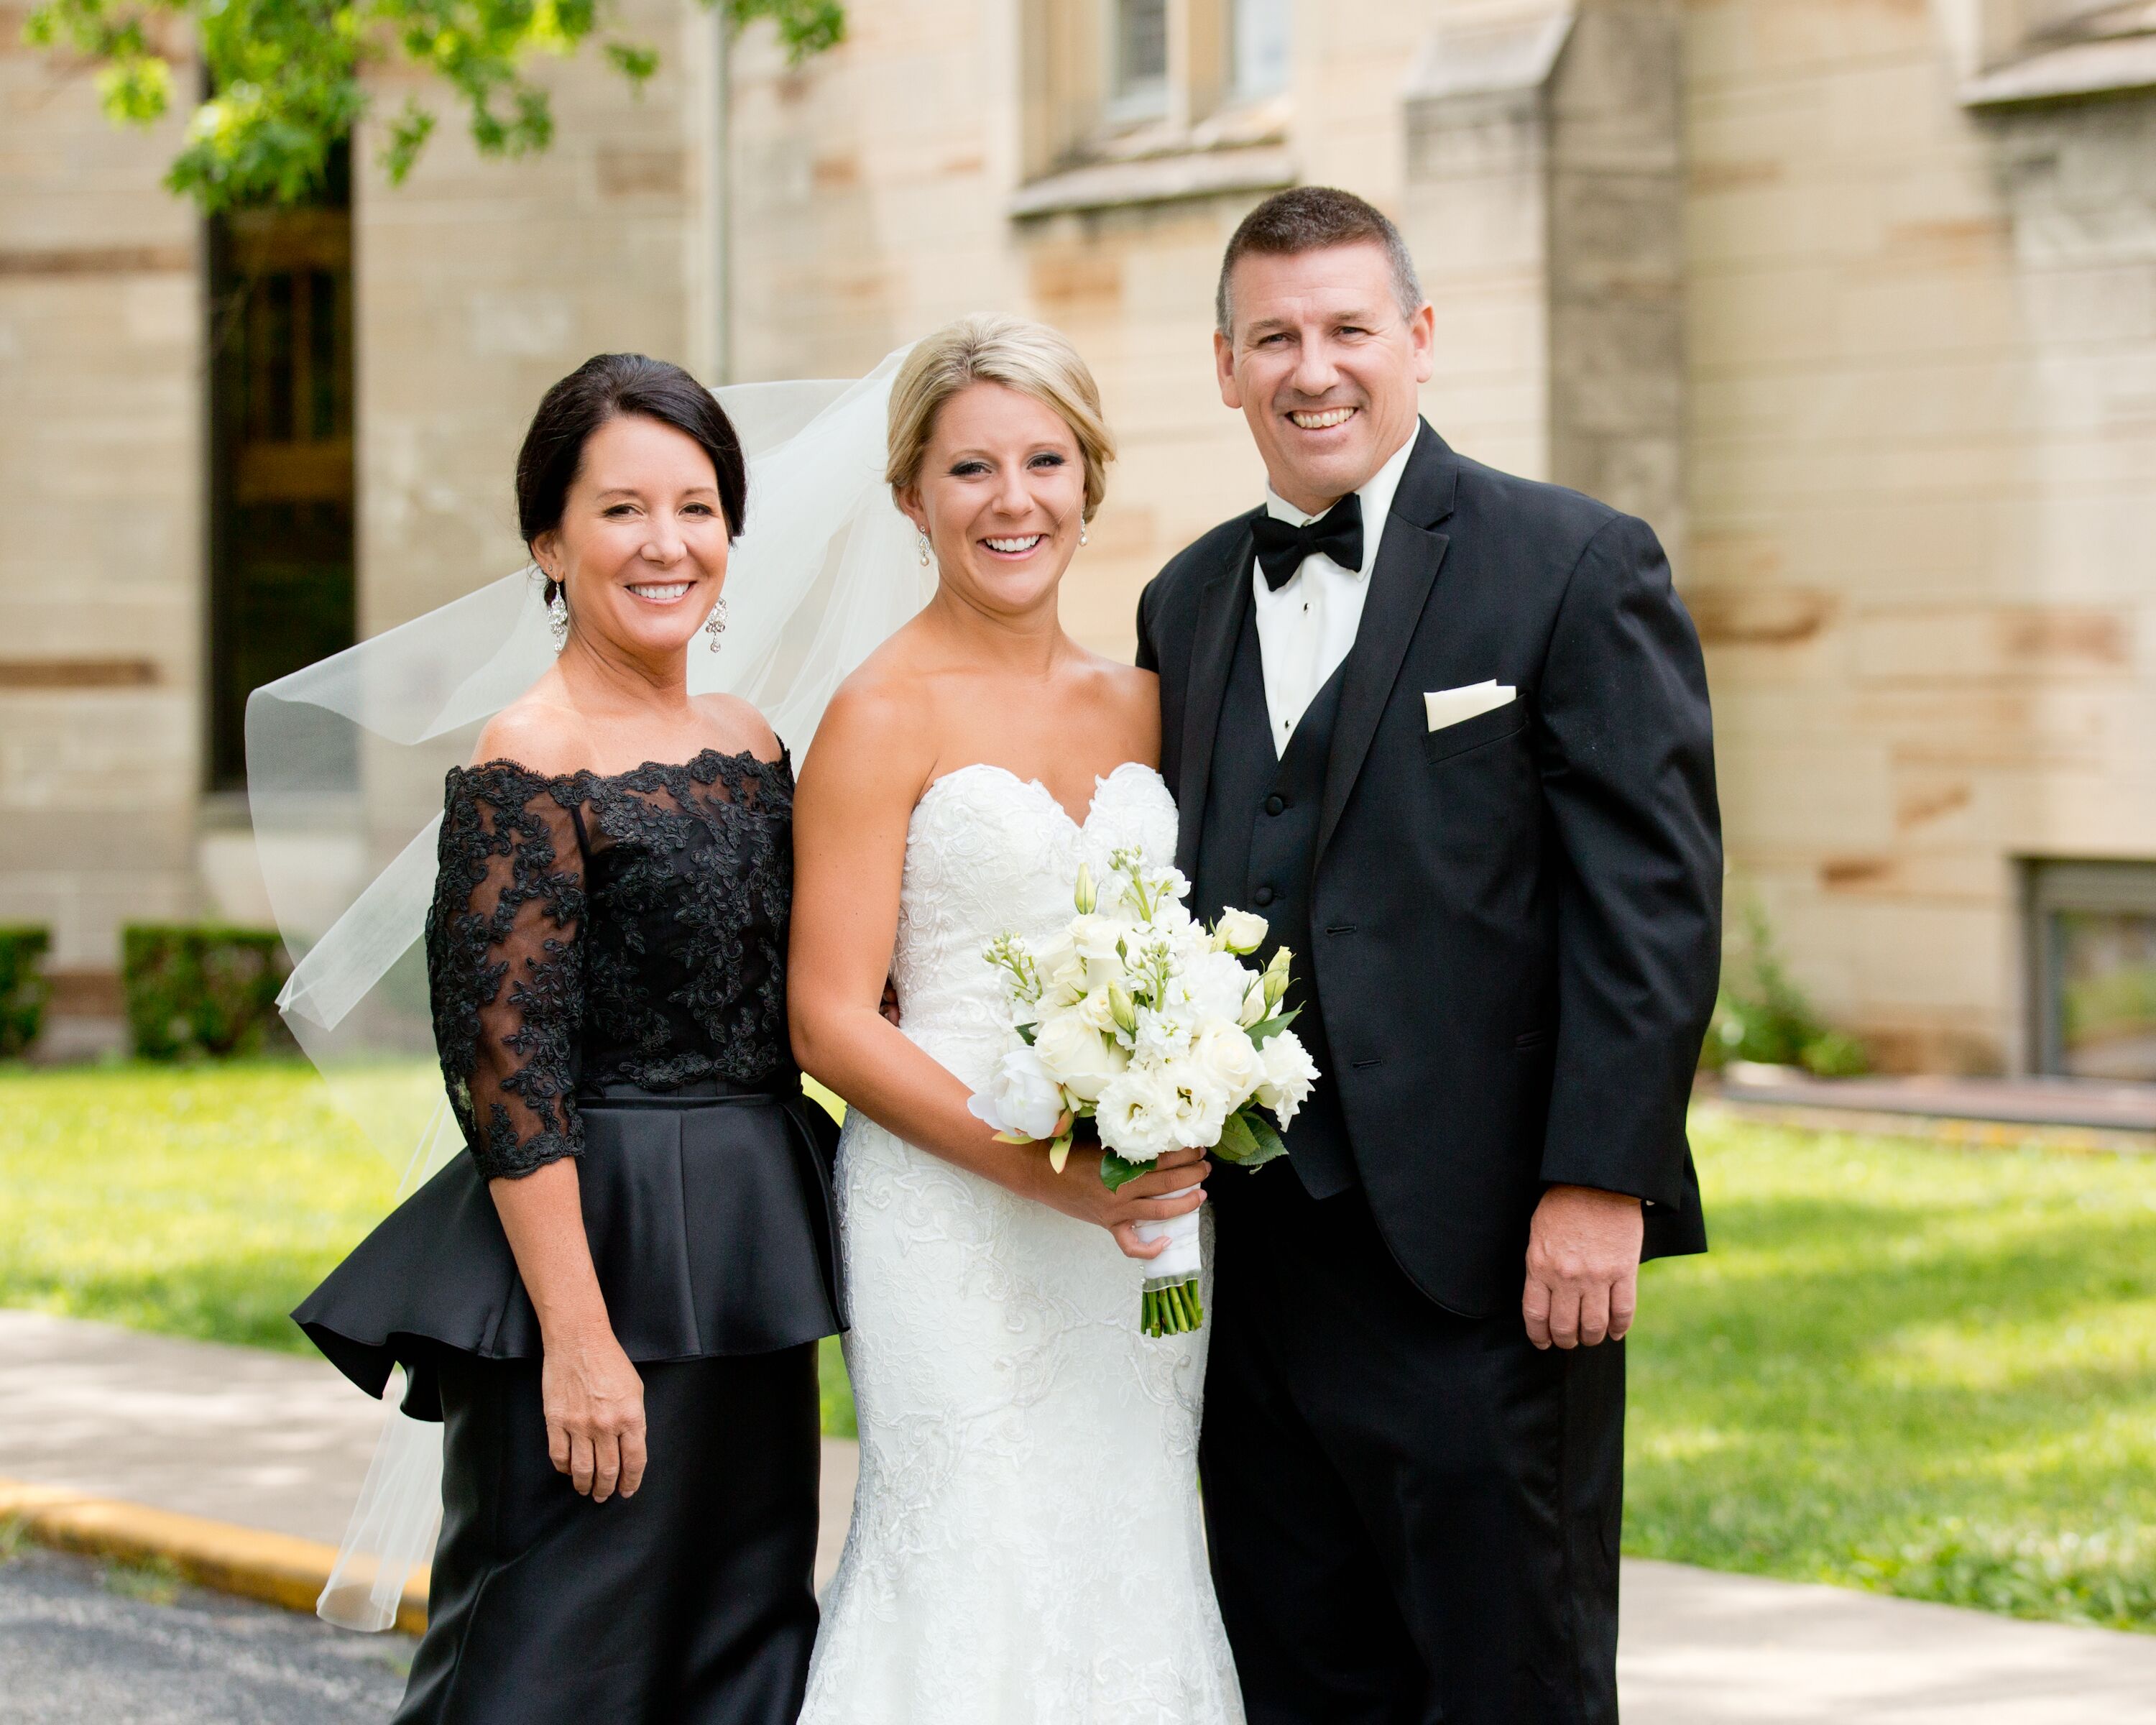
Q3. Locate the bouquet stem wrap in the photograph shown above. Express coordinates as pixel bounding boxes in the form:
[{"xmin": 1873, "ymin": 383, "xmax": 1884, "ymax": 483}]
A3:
[{"xmin": 1135, "ymin": 1199, "xmax": 1204, "ymax": 1337}]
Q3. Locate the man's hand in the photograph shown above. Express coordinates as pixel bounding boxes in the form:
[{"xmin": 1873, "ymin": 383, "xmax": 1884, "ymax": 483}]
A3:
[{"xmin": 1522, "ymin": 1184, "xmax": 1644, "ymax": 1351}]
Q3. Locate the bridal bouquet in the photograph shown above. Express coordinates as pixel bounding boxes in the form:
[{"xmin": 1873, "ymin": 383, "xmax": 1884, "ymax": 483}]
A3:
[{"xmin": 967, "ymin": 847, "xmax": 1320, "ymax": 1337}]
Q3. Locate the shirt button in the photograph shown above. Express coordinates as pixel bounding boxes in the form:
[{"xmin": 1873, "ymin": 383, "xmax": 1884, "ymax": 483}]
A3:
[
  {"xmin": 1264, "ymin": 794, "xmax": 1286, "ymax": 816},
  {"xmin": 1254, "ymin": 885, "xmax": 1276, "ymax": 908}
]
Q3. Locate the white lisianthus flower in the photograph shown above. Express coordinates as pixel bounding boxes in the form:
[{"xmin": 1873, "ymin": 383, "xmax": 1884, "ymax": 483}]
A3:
[
  {"xmin": 1033, "ymin": 1011, "xmax": 1130, "ymax": 1103},
  {"xmin": 1212, "ymin": 908, "xmax": 1269, "ymax": 955},
  {"xmin": 1238, "ymin": 977, "xmax": 1268, "ymax": 1029},
  {"xmin": 1255, "ymin": 1031, "xmax": 1319, "ymax": 1128},
  {"xmin": 1191, "ymin": 1021, "xmax": 1266, "ymax": 1113},
  {"xmin": 1095, "ymin": 1065, "xmax": 1185, "ymax": 1161},
  {"xmin": 1179, "ymin": 949, "xmax": 1254, "ymax": 1025},
  {"xmin": 1167, "ymin": 1068, "xmax": 1233, "ymax": 1149},
  {"xmin": 966, "ymin": 1045, "xmax": 1068, "ymax": 1141}
]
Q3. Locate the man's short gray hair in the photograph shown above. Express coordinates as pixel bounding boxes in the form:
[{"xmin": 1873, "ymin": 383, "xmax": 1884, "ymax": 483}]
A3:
[{"xmin": 1215, "ymin": 185, "xmax": 1425, "ymax": 337}]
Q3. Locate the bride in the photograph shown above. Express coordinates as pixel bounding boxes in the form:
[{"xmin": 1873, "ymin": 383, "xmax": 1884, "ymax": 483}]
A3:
[{"xmin": 787, "ymin": 314, "xmax": 1244, "ymax": 1723}]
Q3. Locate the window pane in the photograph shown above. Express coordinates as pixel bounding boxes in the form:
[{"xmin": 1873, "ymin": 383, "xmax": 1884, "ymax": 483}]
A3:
[
  {"xmin": 2054, "ymin": 908, "xmax": 2156, "ymax": 1081},
  {"xmin": 1232, "ymin": 0, "xmax": 1291, "ymax": 97},
  {"xmin": 1116, "ymin": 0, "xmax": 1168, "ymax": 96}
]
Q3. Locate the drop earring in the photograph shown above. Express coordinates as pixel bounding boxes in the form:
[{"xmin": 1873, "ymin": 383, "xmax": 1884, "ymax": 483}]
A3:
[
  {"xmin": 1079, "ymin": 521, "xmax": 1089, "ymax": 547},
  {"xmin": 916, "ymin": 530, "xmax": 932, "ymax": 568},
  {"xmin": 545, "ymin": 575, "xmax": 569, "ymax": 651},
  {"xmin": 704, "ymin": 594, "xmax": 729, "ymax": 653}
]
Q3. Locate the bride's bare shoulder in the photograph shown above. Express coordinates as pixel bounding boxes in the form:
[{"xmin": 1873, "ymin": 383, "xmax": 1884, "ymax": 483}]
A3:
[
  {"xmin": 801, "ymin": 629, "xmax": 939, "ymax": 794},
  {"xmin": 1073, "ymin": 652, "xmax": 1161, "ymax": 752}
]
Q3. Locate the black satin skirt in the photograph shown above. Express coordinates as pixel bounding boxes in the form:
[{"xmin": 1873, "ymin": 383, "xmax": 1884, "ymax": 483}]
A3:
[
  {"xmin": 293, "ymin": 1078, "xmax": 846, "ymax": 1419},
  {"xmin": 392, "ymin": 1345, "xmax": 822, "ymax": 1725}
]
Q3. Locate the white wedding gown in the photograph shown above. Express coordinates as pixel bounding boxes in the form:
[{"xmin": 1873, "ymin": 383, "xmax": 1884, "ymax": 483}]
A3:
[{"xmin": 800, "ymin": 761, "xmax": 1244, "ymax": 1725}]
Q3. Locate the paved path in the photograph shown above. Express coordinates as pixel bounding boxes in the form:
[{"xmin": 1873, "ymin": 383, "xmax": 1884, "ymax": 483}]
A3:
[
  {"xmin": 4, "ymin": 1310, "xmax": 2152, "ymax": 1721},
  {"xmin": 0, "ymin": 1544, "xmax": 408, "ymax": 1724}
]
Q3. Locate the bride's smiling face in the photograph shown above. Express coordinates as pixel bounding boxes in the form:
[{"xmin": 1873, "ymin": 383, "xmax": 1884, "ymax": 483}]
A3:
[
  {"xmin": 533, "ymin": 413, "xmax": 730, "ymax": 660},
  {"xmin": 900, "ymin": 382, "xmax": 1087, "ymax": 617}
]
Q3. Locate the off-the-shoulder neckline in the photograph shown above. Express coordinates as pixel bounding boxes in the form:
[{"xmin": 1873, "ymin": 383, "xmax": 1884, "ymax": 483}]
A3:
[{"xmin": 451, "ymin": 745, "xmax": 791, "ymax": 786}]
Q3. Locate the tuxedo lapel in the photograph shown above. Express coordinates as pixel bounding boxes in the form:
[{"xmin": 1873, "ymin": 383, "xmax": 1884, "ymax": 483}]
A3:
[
  {"xmin": 1174, "ymin": 520, "xmax": 1256, "ymax": 880},
  {"xmin": 1316, "ymin": 423, "xmax": 1459, "ymax": 864}
]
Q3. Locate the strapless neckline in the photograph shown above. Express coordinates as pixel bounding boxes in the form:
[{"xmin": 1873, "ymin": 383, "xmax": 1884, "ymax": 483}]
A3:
[{"xmin": 916, "ymin": 759, "xmax": 1163, "ymax": 834}]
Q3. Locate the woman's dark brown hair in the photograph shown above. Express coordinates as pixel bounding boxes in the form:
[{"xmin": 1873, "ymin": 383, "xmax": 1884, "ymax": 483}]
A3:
[{"xmin": 515, "ymin": 354, "xmax": 748, "ymax": 558}]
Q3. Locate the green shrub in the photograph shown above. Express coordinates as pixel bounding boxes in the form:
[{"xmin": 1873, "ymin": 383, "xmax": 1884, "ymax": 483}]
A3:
[
  {"xmin": 1702, "ymin": 900, "xmax": 1869, "ymax": 1077},
  {"xmin": 0, "ymin": 926, "xmax": 51, "ymax": 1058},
  {"xmin": 121, "ymin": 925, "xmax": 293, "ymax": 1062}
]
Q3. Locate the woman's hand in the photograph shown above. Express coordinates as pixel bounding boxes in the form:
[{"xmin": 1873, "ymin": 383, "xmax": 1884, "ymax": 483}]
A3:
[
  {"xmin": 1017, "ymin": 1143, "xmax": 1210, "ymax": 1261},
  {"xmin": 540, "ymin": 1322, "xmax": 648, "ymax": 1502}
]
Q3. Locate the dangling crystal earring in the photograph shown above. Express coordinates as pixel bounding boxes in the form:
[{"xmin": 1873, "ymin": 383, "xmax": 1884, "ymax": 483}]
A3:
[
  {"xmin": 704, "ymin": 594, "xmax": 729, "ymax": 653},
  {"xmin": 1079, "ymin": 521, "xmax": 1089, "ymax": 547},
  {"xmin": 545, "ymin": 576, "xmax": 569, "ymax": 651},
  {"xmin": 916, "ymin": 530, "xmax": 932, "ymax": 568}
]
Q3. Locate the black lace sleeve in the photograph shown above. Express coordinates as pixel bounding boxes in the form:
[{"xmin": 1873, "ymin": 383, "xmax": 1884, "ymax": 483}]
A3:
[{"xmin": 425, "ymin": 764, "xmax": 587, "ymax": 1181}]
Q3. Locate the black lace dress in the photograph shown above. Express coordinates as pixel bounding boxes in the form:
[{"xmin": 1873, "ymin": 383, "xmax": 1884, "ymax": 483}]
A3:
[{"xmin": 294, "ymin": 748, "xmax": 842, "ymax": 1725}]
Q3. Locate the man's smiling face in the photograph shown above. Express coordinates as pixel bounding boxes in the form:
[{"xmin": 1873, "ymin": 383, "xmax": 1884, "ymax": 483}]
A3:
[{"xmin": 1215, "ymin": 241, "xmax": 1435, "ymax": 516}]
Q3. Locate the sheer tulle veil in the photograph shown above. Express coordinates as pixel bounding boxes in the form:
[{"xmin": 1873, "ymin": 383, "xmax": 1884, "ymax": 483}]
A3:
[{"xmin": 244, "ymin": 348, "xmax": 929, "ymax": 1630}]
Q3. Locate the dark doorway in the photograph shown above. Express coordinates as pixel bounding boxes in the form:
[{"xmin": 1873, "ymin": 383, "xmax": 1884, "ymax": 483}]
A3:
[{"xmin": 206, "ymin": 150, "xmax": 356, "ymax": 791}]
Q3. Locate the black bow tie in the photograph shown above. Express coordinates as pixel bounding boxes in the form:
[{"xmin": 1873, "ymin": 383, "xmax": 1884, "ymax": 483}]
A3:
[{"xmin": 1250, "ymin": 492, "xmax": 1364, "ymax": 591}]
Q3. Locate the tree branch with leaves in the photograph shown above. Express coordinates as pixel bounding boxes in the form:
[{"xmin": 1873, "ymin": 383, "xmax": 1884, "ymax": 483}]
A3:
[{"xmin": 24, "ymin": 0, "xmax": 844, "ymax": 211}]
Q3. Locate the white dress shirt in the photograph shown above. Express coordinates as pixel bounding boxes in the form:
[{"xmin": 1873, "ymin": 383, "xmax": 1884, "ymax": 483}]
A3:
[{"xmin": 1251, "ymin": 433, "xmax": 1418, "ymax": 757}]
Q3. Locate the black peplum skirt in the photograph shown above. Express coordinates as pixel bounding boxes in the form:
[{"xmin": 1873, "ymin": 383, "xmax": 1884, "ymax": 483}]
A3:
[
  {"xmin": 294, "ymin": 1078, "xmax": 844, "ymax": 1725},
  {"xmin": 295, "ymin": 1079, "xmax": 846, "ymax": 1420}
]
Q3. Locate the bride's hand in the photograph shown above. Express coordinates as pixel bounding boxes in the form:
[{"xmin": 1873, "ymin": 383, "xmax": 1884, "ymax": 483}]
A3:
[
  {"xmin": 1021, "ymin": 1143, "xmax": 1211, "ymax": 1260},
  {"xmin": 540, "ymin": 1322, "xmax": 648, "ymax": 1503}
]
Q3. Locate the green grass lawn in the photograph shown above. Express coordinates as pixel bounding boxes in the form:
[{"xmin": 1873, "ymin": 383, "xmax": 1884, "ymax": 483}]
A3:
[
  {"xmin": 1629, "ymin": 1107, "xmax": 2156, "ymax": 1632},
  {"xmin": 3, "ymin": 1062, "xmax": 2151, "ymax": 1630}
]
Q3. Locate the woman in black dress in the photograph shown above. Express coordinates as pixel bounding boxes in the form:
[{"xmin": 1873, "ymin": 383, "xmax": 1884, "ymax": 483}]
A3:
[{"xmin": 293, "ymin": 353, "xmax": 842, "ymax": 1724}]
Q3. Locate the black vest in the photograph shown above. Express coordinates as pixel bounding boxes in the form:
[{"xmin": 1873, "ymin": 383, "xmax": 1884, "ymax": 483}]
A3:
[{"xmin": 1194, "ymin": 601, "xmax": 1358, "ymax": 1200}]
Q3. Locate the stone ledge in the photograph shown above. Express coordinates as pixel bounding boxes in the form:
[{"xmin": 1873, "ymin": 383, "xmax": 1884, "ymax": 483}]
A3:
[
  {"xmin": 1963, "ymin": 34, "xmax": 2156, "ymax": 108},
  {"xmin": 1009, "ymin": 145, "xmax": 1295, "ymax": 219}
]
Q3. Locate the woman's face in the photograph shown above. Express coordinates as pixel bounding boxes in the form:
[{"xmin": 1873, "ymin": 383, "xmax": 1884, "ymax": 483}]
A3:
[
  {"xmin": 534, "ymin": 413, "xmax": 729, "ymax": 661},
  {"xmin": 900, "ymin": 382, "xmax": 1087, "ymax": 620}
]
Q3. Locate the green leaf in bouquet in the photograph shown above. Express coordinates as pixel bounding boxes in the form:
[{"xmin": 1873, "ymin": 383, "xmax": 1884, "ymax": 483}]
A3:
[
  {"xmin": 1099, "ymin": 1150, "xmax": 1154, "ymax": 1192},
  {"xmin": 1244, "ymin": 1006, "xmax": 1302, "ymax": 1047},
  {"xmin": 1213, "ymin": 1110, "xmax": 1261, "ymax": 1164},
  {"xmin": 1237, "ymin": 1110, "xmax": 1289, "ymax": 1169},
  {"xmin": 1016, "ymin": 1021, "xmax": 1038, "ymax": 1046}
]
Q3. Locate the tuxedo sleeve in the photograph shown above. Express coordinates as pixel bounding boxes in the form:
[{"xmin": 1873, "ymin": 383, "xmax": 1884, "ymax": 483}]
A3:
[
  {"xmin": 1533, "ymin": 513, "xmax": 1721, "ymax": 1209},
  {"xmin": 1134, "ymin": 579, "xmax": 1161, "ymax": 674}
]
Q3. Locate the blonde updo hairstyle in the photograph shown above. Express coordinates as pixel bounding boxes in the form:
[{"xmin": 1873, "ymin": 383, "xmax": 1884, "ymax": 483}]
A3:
[{"xmin": 885, "ymin": 313, "xmax": 1116, "ymax": 523}]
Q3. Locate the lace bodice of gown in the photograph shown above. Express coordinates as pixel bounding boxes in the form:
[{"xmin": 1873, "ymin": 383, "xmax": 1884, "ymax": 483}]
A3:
[
  {"xmin": 801, "ymin": 761, "xmax": 1243, "ymax": 1725},
  {"xmin": 888, "ymin": 761, "xmax": 1174, "ymax": 1081},
  {"xmin": 425, "ymin": 748, "xmax": 796, "ymax": 1180}
]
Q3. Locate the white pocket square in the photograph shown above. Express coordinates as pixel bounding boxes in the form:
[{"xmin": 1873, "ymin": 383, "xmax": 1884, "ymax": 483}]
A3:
[{"xmin": 1424, "ymin": 681, "xmax": 1516, "ymax": 732}]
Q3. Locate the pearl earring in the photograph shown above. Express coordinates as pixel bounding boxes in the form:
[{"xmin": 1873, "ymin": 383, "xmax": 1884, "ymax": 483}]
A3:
[
  {"xmin": 1079, "ymin": 521, "xmax": 1089, "ymax": 547},
  {"xmin": 916, "ymin": 530, "xmax": 931, "ymax": 569},
  {"xmin": 704, "ymin": 594, "xmax": 729, "ymax": 653}
]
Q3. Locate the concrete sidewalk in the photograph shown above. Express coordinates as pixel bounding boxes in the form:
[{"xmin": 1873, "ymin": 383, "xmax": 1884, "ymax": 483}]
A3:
[{"xmin": 4, "ymin": 1310, "xmax": 2152, "ymax": 1721}]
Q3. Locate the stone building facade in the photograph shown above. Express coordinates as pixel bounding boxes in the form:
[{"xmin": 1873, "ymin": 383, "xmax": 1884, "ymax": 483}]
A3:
[{"xmin": 4, "ymin": 0, "xmax": 2154, "ymax": 1076}]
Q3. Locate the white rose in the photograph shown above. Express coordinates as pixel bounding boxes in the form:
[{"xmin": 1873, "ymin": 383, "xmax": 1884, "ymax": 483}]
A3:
[
  {"xmin": 1033, "ymin": 1011, "xmax": 1130, "ymax": 1103},
  {"xmin": 1095, "ymin": 1065, "xmax": 1184, "ymax": 1162},
  {"xmin": 1190, "ymin": 1021, "xmax": 1266, "ymax": 1113},
  {"xmin": 1212, "ymin": 908, "xmax": 1269, "ymax": 955},
  {"xmin": 967, "ymin": 1045, "xmax": 1069, "ymax": 1141},
  {"xmin": 1255, "ymin": 1031, "xmax": 1319, "ymax": 1128},
  {"xmin": 1074, "ymin": 986, "xmax": 1120, "ymax": 1034}
]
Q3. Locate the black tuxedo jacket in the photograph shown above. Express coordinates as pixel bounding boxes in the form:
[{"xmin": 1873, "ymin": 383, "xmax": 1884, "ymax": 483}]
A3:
[{"xmin": 1137, "ymin": 422, "xmax": 1720, "ymax": 1315}]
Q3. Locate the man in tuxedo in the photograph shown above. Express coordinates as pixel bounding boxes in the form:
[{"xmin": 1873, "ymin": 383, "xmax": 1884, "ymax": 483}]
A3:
[{"xmin": 1136, "ymin": 186, "xmax": 1721, "ymax": 1724}]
